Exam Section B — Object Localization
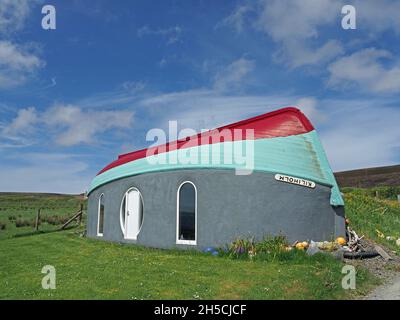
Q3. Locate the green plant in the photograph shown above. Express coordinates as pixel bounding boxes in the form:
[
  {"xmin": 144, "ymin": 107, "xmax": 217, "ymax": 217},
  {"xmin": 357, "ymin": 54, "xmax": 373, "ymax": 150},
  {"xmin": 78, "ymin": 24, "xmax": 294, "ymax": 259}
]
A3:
[
  {"xmin": 0, "ymin": 221, "xmax": 6, "ymax": 230},
  {"xmin": 15, "ymin": 218, "xmax": 35, "ymax": 228},
  {"xmin": 255, "ymin": 235, "xmax": 287, "ymax": 253},
  {"xmin": 226, "ymin": 237, "xmax": 256, "ymax": 259},
  {"xmin": 42, "ymin": 215, "xmax": 70, "ymax": 225},
  {"xmin": 225, "ymin": 235, "xmax": 292, "ymax": 261}
]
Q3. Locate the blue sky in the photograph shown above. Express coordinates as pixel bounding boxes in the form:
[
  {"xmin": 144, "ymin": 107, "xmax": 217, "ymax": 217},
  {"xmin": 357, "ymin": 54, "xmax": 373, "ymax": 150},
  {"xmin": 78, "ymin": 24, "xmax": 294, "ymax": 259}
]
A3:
[{"xmin": 0, "ymin": 0, "xmax": 399, "ymax": 193}]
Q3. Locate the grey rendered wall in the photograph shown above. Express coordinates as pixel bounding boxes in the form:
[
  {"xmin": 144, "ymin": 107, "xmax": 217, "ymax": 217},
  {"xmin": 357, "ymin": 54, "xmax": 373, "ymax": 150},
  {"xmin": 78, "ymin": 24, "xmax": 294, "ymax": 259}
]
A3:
[{"xmin": 87, "ymin": 169, "xmax": 345, "ymax": 250}]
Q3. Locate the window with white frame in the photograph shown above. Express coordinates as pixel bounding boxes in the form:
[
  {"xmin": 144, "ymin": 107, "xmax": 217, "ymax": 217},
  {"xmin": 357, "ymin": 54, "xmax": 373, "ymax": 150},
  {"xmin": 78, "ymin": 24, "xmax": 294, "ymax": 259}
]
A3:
[
  {"xmin": 97, "ymin": 194, "xmax": 105, "ymax": 236},
  {"xmin": 176, "ymin": 181, "xmax": 197, "ymax": 245}
]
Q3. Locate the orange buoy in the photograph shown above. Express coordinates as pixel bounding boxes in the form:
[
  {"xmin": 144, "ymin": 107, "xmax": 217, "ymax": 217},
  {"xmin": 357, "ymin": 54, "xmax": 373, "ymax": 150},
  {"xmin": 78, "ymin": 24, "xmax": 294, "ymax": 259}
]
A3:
[{"xmin": 336, "ymin": 237, "xmax": 346, "ymax": 246}]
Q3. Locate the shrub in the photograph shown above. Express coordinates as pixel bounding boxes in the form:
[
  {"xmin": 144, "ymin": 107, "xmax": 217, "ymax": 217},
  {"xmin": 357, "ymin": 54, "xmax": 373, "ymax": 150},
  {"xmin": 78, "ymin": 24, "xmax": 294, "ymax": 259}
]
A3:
[
  {"xmin": 8, "ymin": 215, "xmax": 16, "ymax": 222},
  {"xmin": 0, "ymin": 221, "xmax": 6, "ymax": 230},
  {"xmin": 42, "ymin": 215, "xmax": 69, "ymax": 225},
  {"xmin": 15, "ymin": 218, "xmax": 36, "ymax": 228}
]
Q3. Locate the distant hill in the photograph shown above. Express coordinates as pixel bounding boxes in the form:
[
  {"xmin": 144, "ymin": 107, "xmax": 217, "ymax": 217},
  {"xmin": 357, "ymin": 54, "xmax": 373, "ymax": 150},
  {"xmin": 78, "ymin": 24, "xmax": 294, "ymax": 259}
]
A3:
[
  {"xmin": 334, "ymin": 165, "xmax": 400, "ymax": 188},
  {"xmin": 0, "ymin": 192, "xmax": 85, "ymax": 199}
]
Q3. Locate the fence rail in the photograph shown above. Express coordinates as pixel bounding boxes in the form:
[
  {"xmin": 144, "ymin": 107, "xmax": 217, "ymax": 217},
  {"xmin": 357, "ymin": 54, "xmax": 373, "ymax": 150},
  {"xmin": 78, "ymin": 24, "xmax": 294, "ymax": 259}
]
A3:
[
  {"xmin": 32, "ymin": 203, "xmax": 85, "ymax": 232},
  {"xmin": 59, "ymin": 204, "xmax": 84, "ymax": 230}
]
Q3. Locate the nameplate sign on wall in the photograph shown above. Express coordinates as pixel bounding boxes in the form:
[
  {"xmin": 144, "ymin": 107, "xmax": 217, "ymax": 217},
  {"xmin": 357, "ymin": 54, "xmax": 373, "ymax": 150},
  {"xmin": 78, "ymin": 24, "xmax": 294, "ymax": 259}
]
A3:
[{"xmin": 274, "ymin": 174, "xmax": 316, "ymax": 189}]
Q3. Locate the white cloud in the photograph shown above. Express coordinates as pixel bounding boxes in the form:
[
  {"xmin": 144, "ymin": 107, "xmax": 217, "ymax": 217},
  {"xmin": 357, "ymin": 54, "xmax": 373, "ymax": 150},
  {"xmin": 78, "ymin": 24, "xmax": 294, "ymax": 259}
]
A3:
[
  {"xmin": 0, "ymin": 1, "xmax": 45, "ymax": 88},
  {"xmin": 318, "ymin": 100, "xmax": 400, "ymax": 171},
  {"xmin": 295, "ymin": 97, "xmax": 326, "ymax": 123},
  {"xmin": 218, "ymin": 0, "xmax": 346, "ymax": 68},
  {"xmin": 257, "ymin": 0, "xmax": 341, "ymax": 41},
  {"xmin": 273, "ymin": 39, "xmax": 344, "ymax": 68},
  {"xmin": 353, "ymin": 0, "xmax": 400, "ymax": 35},
  {"xmin": 216, "ymin": 5, "xmax": 252, "ymax": 33},
  {"xmin": 218, "ymin": 0, "xmax": 400, "ymax": 70},
  {"xmin": 0, "ymin": 0, "xmax": 38, "ymax": 35},
  {"xmin": 0, "ymin": 106, "xmax": 38, "ymax": 147},
  {"xmin": 43, "ymin": 104, "xmax": 134, "ymax": 146},
  {"xmin": 43, "ymin": 77, "xmax": 57, "ymax": 89},
  {"xmin": 327, "ymin": 48, "xmax": 400, "ymax": 93},
  {"xmin": 215, "ymin": 0, "xmax": 400, "ymax": 96},
  {"xmin": 120, "ymin": 81, "xmax": 146, "ymax": 93},
  {"xmin": 213, "ymin": 58, "xmax": 255, "ymax": 92},
  {"xmin": 2, "ymin": 106, "xmax": 37, "ymax": 136},
  {"xmin": 0, "ymin": 41, "xmax": 43, "ymax": 70},
  {"xmin": 159, "ymin": 58, "xmax": 167, "ymax": 67},
  {"xmin": 0, "ymin": 41, "xmax": 44, "ymax": 88},
  {"xmin": 1, "ymin": 104, "xmax": 135, "ymax": 147},
  {"xmin": 255, "ymin": 0, "xmax": 343, "ymax": 68},
  {"xmin": 0, "ymin": 153, "xmax": 92, "ymax": 193},
  {"xmin": 77, "ymin": 90, "xmax": 141, "ymax": 109},
  {"xmin": 137, "ymin": 25, "xmax": 182, "ymax": 44}
]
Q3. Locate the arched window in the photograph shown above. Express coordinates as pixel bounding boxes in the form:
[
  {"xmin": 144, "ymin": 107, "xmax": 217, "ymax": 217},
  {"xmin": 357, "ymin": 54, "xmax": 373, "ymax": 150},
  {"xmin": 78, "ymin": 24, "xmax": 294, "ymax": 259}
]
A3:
[
  {"xmin": 97, "ymin": 194, "xmax": 105, "ymax": 236},
  {"xmin": 120, "ymin": 188, "xmax": 143, "ymax": 240},
  {"xmin": 176, "ymin": 181, "xmax": 197, "ymax": 245}
]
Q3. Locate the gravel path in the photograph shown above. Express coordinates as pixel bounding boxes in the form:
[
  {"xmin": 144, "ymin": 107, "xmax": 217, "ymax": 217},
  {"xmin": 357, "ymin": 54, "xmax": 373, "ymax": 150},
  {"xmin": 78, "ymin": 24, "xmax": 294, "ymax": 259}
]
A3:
[
  {"xmin": 343, "ymin": 239, "xmax": 400, "ymax": 300},
  {"xmin": 365, "ymin": 274, "xmax": 400, "ymax": 300}
]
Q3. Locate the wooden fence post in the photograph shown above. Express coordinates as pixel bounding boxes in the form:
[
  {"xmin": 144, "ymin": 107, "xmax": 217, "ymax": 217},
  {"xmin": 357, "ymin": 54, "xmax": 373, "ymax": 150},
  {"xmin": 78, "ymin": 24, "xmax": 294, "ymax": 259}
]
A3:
[
  {"xmin": 35, "ymin": 208, "xmax": 41, "ymax": 231},
  {"xmin": 78, "ymin": 203, "xmax": 83, "ymax": 225}
]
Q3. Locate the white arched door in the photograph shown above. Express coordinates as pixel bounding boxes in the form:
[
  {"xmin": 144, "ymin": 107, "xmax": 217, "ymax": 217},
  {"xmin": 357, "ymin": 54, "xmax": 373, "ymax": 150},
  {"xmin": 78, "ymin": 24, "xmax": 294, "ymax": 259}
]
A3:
[{"xmin": 124, "ymin": 189, "xmax": 143, "ymax": 240}]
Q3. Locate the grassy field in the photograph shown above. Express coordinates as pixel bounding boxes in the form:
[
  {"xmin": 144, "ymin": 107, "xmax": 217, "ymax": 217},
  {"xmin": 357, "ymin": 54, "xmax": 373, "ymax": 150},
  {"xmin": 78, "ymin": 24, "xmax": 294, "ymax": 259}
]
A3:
[
  {"xmin": 343, "ymin": 187, "xmax": 400, "ymax": 255},
  {"xmin": 0, "ymin": 193, "xmax": 85, "ymax": 240},
  {"xmin": 1, "ymin": 189, "xmax": 399, "ymax": 300}
]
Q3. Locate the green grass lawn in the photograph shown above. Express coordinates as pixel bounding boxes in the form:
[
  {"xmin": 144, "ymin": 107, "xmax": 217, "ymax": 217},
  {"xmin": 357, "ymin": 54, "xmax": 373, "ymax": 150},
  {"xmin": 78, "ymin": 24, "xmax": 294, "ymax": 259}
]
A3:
[{"xmin": 0, "ymin": 230, "xmax": 375, "ymax": 300}]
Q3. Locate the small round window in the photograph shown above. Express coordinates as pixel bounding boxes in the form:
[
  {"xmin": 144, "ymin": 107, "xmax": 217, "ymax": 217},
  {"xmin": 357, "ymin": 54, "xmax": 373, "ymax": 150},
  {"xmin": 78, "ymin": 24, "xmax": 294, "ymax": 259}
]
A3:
[{"xmin": 120, "ymin": 188, "xmax": 143, "ymax": 240}]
